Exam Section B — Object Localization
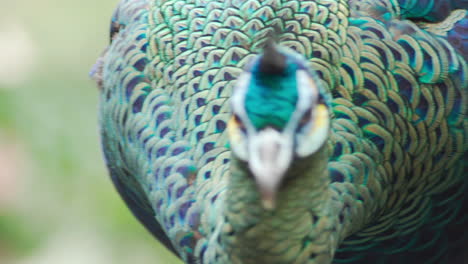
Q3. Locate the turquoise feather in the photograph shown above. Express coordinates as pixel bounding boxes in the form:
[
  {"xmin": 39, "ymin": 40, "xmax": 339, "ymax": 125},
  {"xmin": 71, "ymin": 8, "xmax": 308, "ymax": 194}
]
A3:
[
  {"xmin": 93, "ymin": 0, "xmax": 468, "ymax": 263},
  {"xmin": 245, "ymin": 52, "xmax": 299, "ymax": 130}
]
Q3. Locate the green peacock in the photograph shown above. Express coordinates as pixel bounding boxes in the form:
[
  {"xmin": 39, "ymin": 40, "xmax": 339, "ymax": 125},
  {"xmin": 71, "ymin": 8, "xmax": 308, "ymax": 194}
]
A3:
[{"xmin": 91, "ymin": 0, "xmax": 468, "ymax": 263}]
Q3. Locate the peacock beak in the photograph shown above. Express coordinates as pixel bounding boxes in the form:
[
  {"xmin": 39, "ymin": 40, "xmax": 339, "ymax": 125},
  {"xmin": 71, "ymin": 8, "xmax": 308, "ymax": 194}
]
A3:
[{"xmin": 248, "ymin": 127, "xmax": 293, "ymax": 210}]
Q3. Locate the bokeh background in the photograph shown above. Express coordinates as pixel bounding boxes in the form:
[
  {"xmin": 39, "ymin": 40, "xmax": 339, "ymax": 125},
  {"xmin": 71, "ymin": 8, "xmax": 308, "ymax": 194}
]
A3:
[{"xmin": 0, "ymin": 1, "xmax": 181, "ymax": 263}]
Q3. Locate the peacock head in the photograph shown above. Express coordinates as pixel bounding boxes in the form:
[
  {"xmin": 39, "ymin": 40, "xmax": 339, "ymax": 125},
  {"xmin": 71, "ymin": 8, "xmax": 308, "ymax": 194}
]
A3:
[{"xmin": 227, "ymin": 42, "xmax": 331, "ymax": 209}]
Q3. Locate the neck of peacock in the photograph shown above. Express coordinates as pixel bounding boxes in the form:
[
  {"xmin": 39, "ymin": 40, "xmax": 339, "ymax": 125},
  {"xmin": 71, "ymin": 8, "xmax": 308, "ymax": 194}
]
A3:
[{"xmin": 221, "ymin": 144, "xmax": 341, "ymax": 264}]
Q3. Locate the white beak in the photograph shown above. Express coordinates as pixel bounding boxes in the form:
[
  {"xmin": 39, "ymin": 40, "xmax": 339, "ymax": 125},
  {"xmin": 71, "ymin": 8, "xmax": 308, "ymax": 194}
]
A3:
[{"xmin": 248, "ymin": 128, "xmax": 293, "ymax": 210}]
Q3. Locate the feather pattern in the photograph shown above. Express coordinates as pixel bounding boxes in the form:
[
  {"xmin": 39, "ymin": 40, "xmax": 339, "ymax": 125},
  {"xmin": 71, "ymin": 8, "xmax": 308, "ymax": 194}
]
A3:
[{"xmin": 94, "ymin": 0, "xmax": 468, "ymax": 263}]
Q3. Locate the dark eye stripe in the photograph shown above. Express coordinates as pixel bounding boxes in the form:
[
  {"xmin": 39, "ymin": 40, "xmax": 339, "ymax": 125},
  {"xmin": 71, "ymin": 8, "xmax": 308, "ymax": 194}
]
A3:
[
  {"xmin": 298, "ymin": 108, "xmax": 313, "ymax": 129},
  {"xmin": 233, "ymin": 114, "xmax": 247, "ymax": 134}
]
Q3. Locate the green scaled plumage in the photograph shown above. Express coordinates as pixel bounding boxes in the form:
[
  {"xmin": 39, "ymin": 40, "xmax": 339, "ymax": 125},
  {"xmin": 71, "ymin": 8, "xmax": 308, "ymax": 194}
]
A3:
[{"xmin": 93, "ymin": 0, "xmax": 468, "ymax": 263}]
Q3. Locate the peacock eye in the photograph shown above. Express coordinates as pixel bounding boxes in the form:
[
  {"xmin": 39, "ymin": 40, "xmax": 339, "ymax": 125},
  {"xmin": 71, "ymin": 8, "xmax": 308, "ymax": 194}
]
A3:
[
  {"xmin": 233, "ymin": 114, "xmax": 247, "ymax": 133},
  {"xmin": 298, "ymin": 108, "xmax": 312, "ymax": 129},
  {"xmin": 234, "ymin": 114, "xmax": 241, "ymax": 123}
]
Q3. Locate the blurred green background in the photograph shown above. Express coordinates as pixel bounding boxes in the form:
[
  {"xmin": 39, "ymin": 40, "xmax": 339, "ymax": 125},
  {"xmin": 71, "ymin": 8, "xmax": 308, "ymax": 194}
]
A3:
[{"xmin": 0, "ymin": 1, "xmax": 181, "ymax": 263}]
